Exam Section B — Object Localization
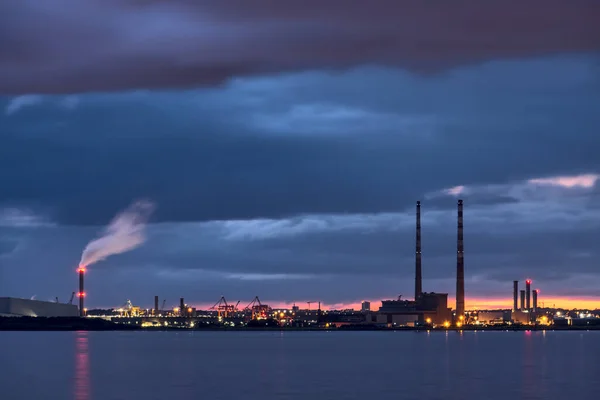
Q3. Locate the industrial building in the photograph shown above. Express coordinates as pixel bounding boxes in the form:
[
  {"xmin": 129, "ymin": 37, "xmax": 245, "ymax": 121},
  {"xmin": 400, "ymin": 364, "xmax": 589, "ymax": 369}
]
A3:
[
  {"xmin": 376, "ymin": 293, "xmax": 452, "ymax": 326},
  {"xmin": 370, "ymin": 200, "xmax": 462, "ymax": 327},
  {"xmin": 511, "ymin": 279, "xmax": 542, "ymax": 324},
  {"xmin": 0, "ymin": 297, "xmax": 79, "ymax": 317},
  {"xmin": 476, "ymin": 310, "xmax": 510, "ymax": 324},
  {"xmin": 361, "ymin": 301, "xmax": 371, "ymax": 313}
]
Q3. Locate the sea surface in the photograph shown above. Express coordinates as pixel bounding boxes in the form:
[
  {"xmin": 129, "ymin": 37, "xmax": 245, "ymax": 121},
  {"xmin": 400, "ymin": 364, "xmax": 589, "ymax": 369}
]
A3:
[{"xmin": 1, "ymin": 330, "xmax": 599, "ymax": 400}]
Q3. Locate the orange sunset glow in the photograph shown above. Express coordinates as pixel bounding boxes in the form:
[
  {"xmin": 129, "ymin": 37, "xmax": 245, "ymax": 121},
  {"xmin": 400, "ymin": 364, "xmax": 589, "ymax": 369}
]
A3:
[
  {"xmin": 187, "ymin": 296, "xmax": 600, "ymax": 312},
  {"xmin": 323, "ymin": 298, "xmax": 600, "ymax": 311}
]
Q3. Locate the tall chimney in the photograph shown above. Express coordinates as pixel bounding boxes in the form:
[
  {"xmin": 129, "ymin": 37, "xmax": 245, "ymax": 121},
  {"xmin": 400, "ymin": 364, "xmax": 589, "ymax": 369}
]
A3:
[
  {"xmin": 532, "ymin": 289, "xmax": 538, "ymax": 312},
  {"xmin": 513, "ymin": 281, "xmax": 519, "ymax": 311},
  {"xmin": 180, "ymin": 297, "xmax": 185, "ymax": 317},
  {"xmin": 520, "ymin": 290, "xmax": 525, "ymax": 310},
  {"xmin": 415, "ymin": 201, "xmax": 422, "ymax": 301},
  {"xmin": 318, "ymin": 301, "xmax": 322, "ymax": 323},
  {"xmin": 154, "ymin": 295, "xmax": 159, "ymax": 316},
  {"xmin": 456, "ymin": 199, "xmax": 465, "ymax": 317},
  {"xmin": 78, "ymin": 266, "xmax": 85, "ymax": 317},
  {"xmin": 526, "ymin": 280, "xmax": 531, "ymax": 311}
]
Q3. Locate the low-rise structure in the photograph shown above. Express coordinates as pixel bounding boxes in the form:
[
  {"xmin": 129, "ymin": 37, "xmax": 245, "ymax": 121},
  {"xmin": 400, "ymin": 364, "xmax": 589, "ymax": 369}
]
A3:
[
  {"xmin": 376, "ymin": 293, "xmax": 452, "ymax": 327},
  {"xmin": 0, "ymin": 297, "xmax": 79, "ymax": 317}
]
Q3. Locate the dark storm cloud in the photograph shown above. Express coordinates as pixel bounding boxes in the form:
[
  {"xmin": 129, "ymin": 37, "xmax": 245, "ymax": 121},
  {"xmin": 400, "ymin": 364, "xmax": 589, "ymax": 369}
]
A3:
[
  {"xmin": 0, "ymin": 0, "xmax": 599, "ymax": 94},
  {"xmin": 1, "ymin": 57, "xmax": 600, "ymax": 225}
]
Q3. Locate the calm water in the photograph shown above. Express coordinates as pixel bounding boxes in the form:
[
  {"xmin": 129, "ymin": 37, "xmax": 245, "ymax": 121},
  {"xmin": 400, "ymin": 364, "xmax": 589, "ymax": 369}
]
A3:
[{"xmin": 1, "ymin": 330, "xmax": 599, "ymax": 400}]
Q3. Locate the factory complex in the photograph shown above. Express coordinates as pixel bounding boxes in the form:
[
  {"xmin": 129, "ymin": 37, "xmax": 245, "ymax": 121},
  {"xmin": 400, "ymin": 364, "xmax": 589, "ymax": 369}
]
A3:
[{"xmin": 2, "ymin": 200, "xmax": 599, "ymax": 330}]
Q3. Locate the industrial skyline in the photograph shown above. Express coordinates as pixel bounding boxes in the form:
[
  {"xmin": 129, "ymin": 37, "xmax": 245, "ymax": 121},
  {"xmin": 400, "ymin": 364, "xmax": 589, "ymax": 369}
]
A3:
[
  {"xmin": 2, "ymin": 192, "xmax": 600, "ymax": 311},
  {"xmin": 70, "ymin": 199, "xmax": 586, "ymax": 314},
  {"xmin": 1, "ymin": 1, "xmax": 599, "ymax": 310},
  {"xmin": 2, "ymin": 4, "xmax": 600, "ymax": 400}
]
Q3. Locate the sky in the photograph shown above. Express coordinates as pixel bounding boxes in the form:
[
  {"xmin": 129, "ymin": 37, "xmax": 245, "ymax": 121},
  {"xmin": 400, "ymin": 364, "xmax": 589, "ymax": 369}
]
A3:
[{"xmin": 1, "ymin": 0, "xmax": 600, "ymax": 311}]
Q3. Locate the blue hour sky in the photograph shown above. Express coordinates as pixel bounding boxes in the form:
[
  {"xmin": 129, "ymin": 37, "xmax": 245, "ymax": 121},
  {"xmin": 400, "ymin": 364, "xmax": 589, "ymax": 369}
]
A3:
[{"xmin": 1, "ymin": 1, "xmax": 599, "ymax": 309}]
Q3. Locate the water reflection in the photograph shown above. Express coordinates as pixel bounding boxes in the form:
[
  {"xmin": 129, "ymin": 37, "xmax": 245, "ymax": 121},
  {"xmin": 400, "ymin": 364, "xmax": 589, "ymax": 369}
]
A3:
[
  {"xmin": 521, "ymin": 331, "xmax": 535, "ymax": 399},
  {"xmin": 74, "ymin": 331, "xmax": 90, "ymax": 400}
]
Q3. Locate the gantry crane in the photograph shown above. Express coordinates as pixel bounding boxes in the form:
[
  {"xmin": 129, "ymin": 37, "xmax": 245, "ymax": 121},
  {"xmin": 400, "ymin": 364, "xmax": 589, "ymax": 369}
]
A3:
[
  {"xmin": 244, "ymin": 296, "xmax": 271, "ymax": 320},
  {"xmin": 210, "ymin": 296, "xmax": 238, "ymax": 318},
  {"xmin": 117, "ymin": 299, "xmax": 141, "ymax": 317}
]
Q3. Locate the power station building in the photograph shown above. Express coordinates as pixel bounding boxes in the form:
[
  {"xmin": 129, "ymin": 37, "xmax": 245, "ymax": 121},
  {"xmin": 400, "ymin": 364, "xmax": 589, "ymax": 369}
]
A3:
[
  {"xmin": 0, "ymin": 297, "xmax": 79, "ymax": 317},
  {"xmin": 371, "ymin": 200, "xmax": 462, "ymax": 327},
  {"xmin": 511, "ymin": 279, "xmax": 541, "ymax": 324},
  {"xmin": 377, "ymin": 293, "xmax": 452, "ymax": 326}
]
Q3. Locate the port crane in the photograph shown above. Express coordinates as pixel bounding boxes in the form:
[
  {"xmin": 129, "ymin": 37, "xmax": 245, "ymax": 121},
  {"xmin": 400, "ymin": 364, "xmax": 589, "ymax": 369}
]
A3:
[
  {"xmin": 117, "ymin": 300, "xmax": 140, "ymax": 317},
  {"xmin": 210, "ymin": 296, "xmax": 239, "ymax": 318},
  {"xmin": 244, "ymin": 296, "xmax": 270, "ymax": 320}
]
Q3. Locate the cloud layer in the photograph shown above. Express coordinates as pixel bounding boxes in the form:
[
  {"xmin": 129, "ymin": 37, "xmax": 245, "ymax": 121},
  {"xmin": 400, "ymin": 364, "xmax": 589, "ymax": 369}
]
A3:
[
  {"xmin": 2, "ymin": 56, "xmax": 599, "ymax": 226},
  {"xmin": 1, "ymin": 172, "xmax": 600, "ymax": 308},
  {"xmin": 1, "ymin": 0, "xmax": 599, "ymax": 94},
  {"xmin": 0, "ymin": 10, "xmax": 599, "ymax": 308}
]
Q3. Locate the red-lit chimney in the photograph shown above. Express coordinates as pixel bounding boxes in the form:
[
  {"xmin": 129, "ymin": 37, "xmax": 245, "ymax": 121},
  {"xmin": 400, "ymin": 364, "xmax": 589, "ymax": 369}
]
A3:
[
  {"xmin": 456, "ymin": 199, "xmax": 465, "ymax": 318},
  {"xmin": 78, "ymin": 266, "xmax": 85, "ymax": 317},
  {"xmin": 415, "ymin": 201, "xmax": 422, "ymax": 300}
]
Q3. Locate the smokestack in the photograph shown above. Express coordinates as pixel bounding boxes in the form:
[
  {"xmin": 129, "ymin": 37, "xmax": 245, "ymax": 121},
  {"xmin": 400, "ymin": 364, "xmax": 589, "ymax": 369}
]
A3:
[
  {"xmin": 180, "ymin": 297, "xmax": 185, "ymax": 317},
  {"xmin": 532, "ymin": 289, "xmax": 538, "ymax": 312},
  {"xmin": 154, "ymin": 296, "xmax": 159, "ymax": 316},
  {"xmin": 318, "ymin": 301, "xmax": 322, "ymax": 323},
  {"xmin": 456, "ymin": 199, "xmax": 465, "ymax": 317},
  {"xmin": 415, "ymin": 201, "xmax": 422, "ymax": 300},
  {"xmin": 520, "ymin": 290, "xmax": 525, "ymax": 310},
  {"xmin": 77, "ymin": 266, "xmax": 85, "ymax": 317},
  {"xmin": 526, "ymin": 280, "xmax": 531, "ymax": 311},
  {"xmin": 513, "ymin": 281, "xmax": 519, "ymax": 311}
]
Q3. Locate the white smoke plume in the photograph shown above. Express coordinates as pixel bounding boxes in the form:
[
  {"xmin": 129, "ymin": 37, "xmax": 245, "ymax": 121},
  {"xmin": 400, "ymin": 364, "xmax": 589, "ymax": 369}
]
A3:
[{"xmin": 79, "ymin": 200, "xmax": 155, "ymax": 267}]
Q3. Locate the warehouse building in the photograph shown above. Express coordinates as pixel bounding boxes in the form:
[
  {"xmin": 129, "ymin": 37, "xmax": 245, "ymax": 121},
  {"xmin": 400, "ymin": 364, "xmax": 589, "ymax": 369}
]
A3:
[{"xmin": 0, "ymin": 297, "xmax": 79, "ymax": 317}]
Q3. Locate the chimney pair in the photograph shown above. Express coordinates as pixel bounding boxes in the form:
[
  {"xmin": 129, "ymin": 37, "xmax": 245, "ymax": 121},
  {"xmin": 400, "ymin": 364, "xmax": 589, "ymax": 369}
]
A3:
[{"xmin": 414, "ymin": 200, "xmax": 464, "ymax": 318}]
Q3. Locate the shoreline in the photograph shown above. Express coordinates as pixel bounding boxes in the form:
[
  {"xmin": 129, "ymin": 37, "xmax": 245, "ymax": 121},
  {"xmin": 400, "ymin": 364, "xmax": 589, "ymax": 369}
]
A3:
[{"xmin": 1, "ymin": 317, "xmax": 598, "ymax": 332}]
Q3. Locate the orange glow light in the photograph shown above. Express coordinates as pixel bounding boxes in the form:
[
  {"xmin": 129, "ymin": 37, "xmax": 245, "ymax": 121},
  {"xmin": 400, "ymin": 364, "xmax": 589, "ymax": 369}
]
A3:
[{"xmin": 190, "ymin": 296, "xmax": 599, "ymax": 313}]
